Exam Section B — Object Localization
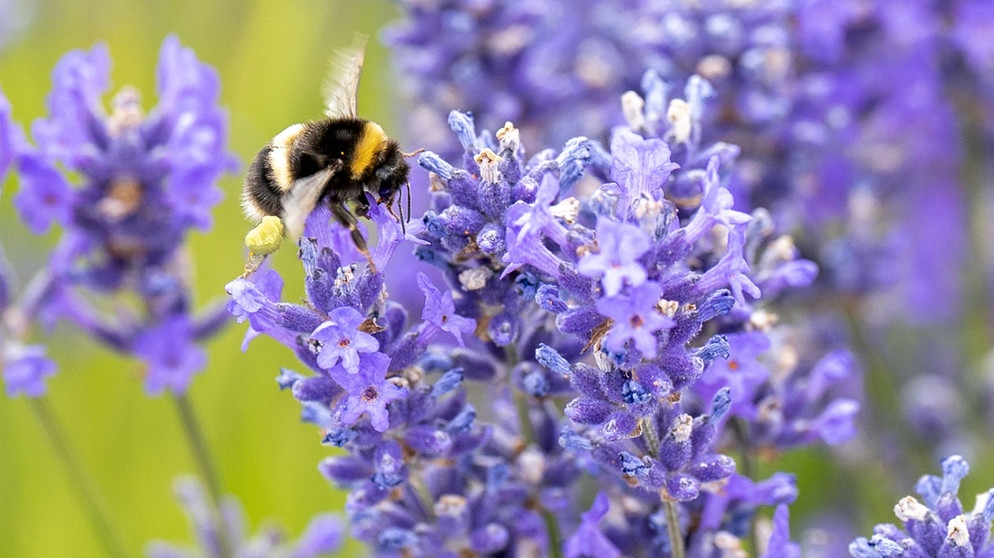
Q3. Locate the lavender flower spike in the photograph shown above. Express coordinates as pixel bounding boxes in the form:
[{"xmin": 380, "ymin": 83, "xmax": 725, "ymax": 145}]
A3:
[
  {"xmin": 850, "ymin": 455, "xmax": 994, "ymax": 557},
  {"xmin": 146, "ymin": 476, "xmax": 344, "ymax": 558},
  {"xmin": 8, "ymin": 36, "xmax": 236, "ymax": 395}
]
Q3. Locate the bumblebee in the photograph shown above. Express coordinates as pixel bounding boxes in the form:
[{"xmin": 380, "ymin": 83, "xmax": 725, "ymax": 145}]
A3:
[{"xmin": 240, "ymin": 39, "xmax": 410, "ymax": 277}]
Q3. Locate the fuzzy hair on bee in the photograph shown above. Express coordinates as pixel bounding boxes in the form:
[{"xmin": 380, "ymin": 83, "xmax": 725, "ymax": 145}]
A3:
[{"xmin": 240, "ymin": 37, "xmax": 411, "ymax": 277}]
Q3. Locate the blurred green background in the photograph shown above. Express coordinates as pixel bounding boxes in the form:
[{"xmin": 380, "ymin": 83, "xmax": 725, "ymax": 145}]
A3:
[{"xmin": 0, "ymin": 0, "xmax": 400, "ymax": 555}]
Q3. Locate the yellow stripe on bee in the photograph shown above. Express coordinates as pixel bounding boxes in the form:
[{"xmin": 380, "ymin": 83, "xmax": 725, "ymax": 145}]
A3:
[{"xmin": 351, "ymin": 121, "xmax": 387, "ymax": 178}]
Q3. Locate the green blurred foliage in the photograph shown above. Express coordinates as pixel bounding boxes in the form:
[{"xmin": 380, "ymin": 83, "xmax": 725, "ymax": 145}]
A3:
[{"xmin": 0, "ymin": 0, "xmax": 400, "ymax": 555}]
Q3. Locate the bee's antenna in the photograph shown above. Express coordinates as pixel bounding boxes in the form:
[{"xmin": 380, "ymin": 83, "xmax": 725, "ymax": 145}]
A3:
[{"xmin": 405, "ymin": 182, "xmax": 412, "ymax": 232}]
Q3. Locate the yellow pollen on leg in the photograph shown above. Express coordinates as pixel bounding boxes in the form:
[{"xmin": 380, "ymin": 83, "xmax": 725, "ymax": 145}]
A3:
[{"xmin": 245, "ymin": 216, "xmax": 285, "ymax": 255}]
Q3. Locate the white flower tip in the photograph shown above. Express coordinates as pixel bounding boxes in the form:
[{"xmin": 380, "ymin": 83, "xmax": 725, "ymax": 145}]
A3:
[
  {"xmin": 656, "ymin": 299, "xmax": 680, "ymax": 317},
  {"xmin": 496, "ymin": 121, "xmax": 519, "ymax": 150},
  {"xmin": 894, "ymin": 496, "xmax": 930, "ymax": 522},
  {"xmin": 713, "ymin": 531, "xmax": 747, "ymax": 557},
  {"xmin": 434, "ymin": 494, "xmax": 468, "ymax": 518},
  {"xmin": 458, "ymin": 267, "xmax": 492, "ymax": 291},
  {"xmin": 621, "ymin": 90, "xmax": 645, "ymax": 130},
  {"xmin": 696, "ymin": 54, "xmax": 732, "ymax": 80},
  {"xmin": 671, "ymin": 413, "xmax": 693, "ymax": 442},
  {"xmin": 667, "ymin": 98, "xmax": 692, "ymax": 144},
  {"xmin": 518, "ymin": 447, "xmax": 546, "ymax": 485},
  {"xmin": 474, "ymin": 148, "xmax": 503, "ymax": 184},
  {"xmin": 946, "ymin": 515, "xmax": 970, "ymax": 547},
  {"xmin": 550, "ymin": 197, "xmax": 580, "ymax": 223}
]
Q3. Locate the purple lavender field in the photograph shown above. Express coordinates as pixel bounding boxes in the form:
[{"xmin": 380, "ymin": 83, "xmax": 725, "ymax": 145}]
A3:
[{"xmin": 3, "ymin": 1, "xmax": 994, "ymax": 557}]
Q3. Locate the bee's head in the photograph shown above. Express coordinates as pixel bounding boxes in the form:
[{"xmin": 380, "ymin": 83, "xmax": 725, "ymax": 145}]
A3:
[{"xmin": 377, "ymin": 184, "xmax": 397, "ymax": 203}]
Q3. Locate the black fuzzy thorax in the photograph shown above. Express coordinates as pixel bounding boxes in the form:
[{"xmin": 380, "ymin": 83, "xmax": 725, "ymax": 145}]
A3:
[{"xmin": 306, "ymin": 118, "xmax": 408, "ymax": 216}]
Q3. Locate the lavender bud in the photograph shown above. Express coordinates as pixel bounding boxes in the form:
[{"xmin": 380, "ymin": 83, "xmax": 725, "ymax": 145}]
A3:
[
  {"xmin": 319, "ymin": 456, "xmax": 373, "ymax": 487},
  {"xmin": 697, "ymin": 335, "xmax": 730, "ymax": 365},
  {"xmin": 535, "ymin": 343, "xmax": 571, "ymax": 377},
  {"xmin": 431, "ymin": 368, "xmax": 464, "ymax": 396},
  {"xmin": 418, "ymin": 151, "xmax": 455, "ymax": 179},
  {"xmin": 535, "ymin": 284, "xmax": 568, "ymax": 314},
  {"xmin": 686, "ymin": 454, "xmax": 736, "ymax": 483}
]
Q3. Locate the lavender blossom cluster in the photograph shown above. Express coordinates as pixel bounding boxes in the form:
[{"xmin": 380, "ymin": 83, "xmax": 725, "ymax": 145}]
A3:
[
  {"xmin": 384, "ymin": 0, "xmax": 993, "ymax": 311},
  {"xmin": 225, "ymin": 69, "xmax": 867, "ymax": 553},
  {"xmin": 386, "ymin": 0, "xmax": 994, "ymax": 513},
  {"xmin": 1, "ymin": 37, "xmax": 345, "ymax": 556},
  {"xmin": 384, "ymin": 0, "xmax": 994, "ymax": 348},
  {"xmin": 2, "ymin": 37, "xmax": 236, "ymax": 396},
  {"xmin": 850, "ymin": 456, "xmax": 994, "ymax": 558}
]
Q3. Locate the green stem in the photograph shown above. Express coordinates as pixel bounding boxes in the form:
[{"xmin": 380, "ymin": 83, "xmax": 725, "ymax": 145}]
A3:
[
  {"xmin": 171, "ymin": 392, "xmax": 232, "ymax": 557},
  {"xmin": 639, "ymin": 417, "xmax": 685, "ymax": 558},
  {"xmin": 541, "ymin": 507, "xmax": 564, "ymax": 558},
  {"xmin": 640, "ymin": 417, "xmax": 660, "ymax": 456},
  {"xmin": 514, "ymin": 391, "xmax": 537, "ymax": 446},
  {"xmin": 505, "ymin": 344, "xmax": 537, "ymax": 446},
  {"xmin": 663, "ymin": 498, "xmax": 685, "ymax": 558},
  {"xmin": 29, "ymin": 397, "xmax": 130, "ymax": 558}
]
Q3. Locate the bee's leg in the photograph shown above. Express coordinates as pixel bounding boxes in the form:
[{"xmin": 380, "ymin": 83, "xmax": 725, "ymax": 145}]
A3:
[
  {"xmin": 401, "ymin": 148, "xmax": 425, "ymax": 158},
  {"xmin": 242, "ymin": 215, "xmax": 285, "ymax": 277},
  {"xmin": 330, "ymin": 201, "xmax": 377, "ymax": 273},
  {"xmin": 242, "ymin": 252, "xmax": 269, "ymax": 278},
  {"xmin": 354, "ymin": 194, "xmax": 370, "ymax": 218},
  {"xmin": 383, "ymin": 195, "xmax": 402, "ymax": 223}
]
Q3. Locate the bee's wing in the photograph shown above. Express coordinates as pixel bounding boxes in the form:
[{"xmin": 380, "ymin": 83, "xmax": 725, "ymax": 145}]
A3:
[
  {"xmin": 322, "ymin": 35, "xmax": 367, "ymax": 119},
  {"xmin": 281, "ymin": 165, "xmax": 338, "ymax": 240}
]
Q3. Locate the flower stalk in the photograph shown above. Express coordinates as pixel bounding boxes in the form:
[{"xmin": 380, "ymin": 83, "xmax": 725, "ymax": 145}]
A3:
[{"xmin": 29, "ymin": 397, "xmax": 130, "ymax": 558}]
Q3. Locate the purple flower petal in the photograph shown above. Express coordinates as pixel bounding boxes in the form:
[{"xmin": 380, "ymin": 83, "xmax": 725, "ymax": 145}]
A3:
[
  {"xmin": 578, "ymin": 218, "xmax": 650, "ymax": 297},
  {"xmin": 310, "ymin": 307, "xmax": 379, "ymax": 374},
  {"xmin": 2, "ymin": 344, "xmax": 57, "ymax": 398},
  {"xmin": 595, "ymin": 282, "xmax": 673, "ymax": 358},
  {"xmin": 417, "ymin": 272, "xmax": 476, "ymax": 347}
]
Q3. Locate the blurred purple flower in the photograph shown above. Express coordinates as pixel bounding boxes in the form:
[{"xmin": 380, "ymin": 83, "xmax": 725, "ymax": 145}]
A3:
[
  {"xmin": 146, "ymin": 476, "xmax": 344, "ymax": 558},
  {"xmin": 564, "ymin": 493, "xmax": 621, "ymax": 558},
  {"xmin": 135, "ymin": 315, "xmax": 207, "ymax": 395},
  {"xmin": 2, "ymin": 343, "xmax": 57, "ymax": 397},
  {"xmin": 5, "ymin": 36, "xmax": 236, "ymax": 395}
]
